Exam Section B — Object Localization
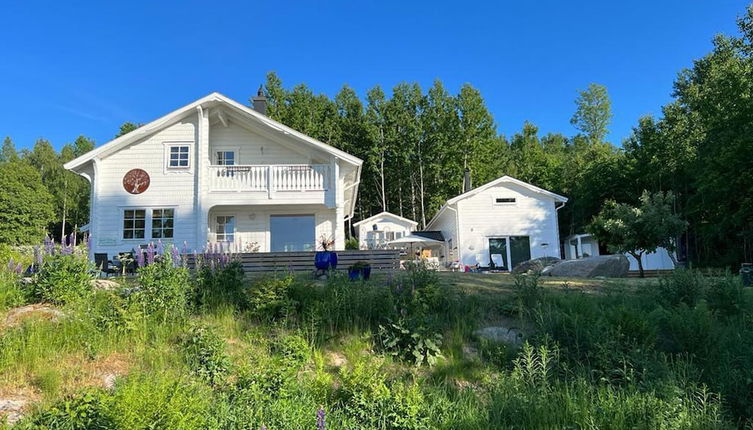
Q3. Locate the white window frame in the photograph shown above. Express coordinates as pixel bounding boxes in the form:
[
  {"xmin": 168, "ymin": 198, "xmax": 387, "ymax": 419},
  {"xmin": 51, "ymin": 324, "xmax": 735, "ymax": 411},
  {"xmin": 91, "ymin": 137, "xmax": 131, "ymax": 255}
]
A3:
[
  {"xmin": 163, "ymin": 141, "xmax": 193, "ymax": 172},
  {"xmin": 214, "ymin": 148, "xmax": 239, "ymax": 166},
  {"xmin": 151, "ymin": 208, "xmax": 175, "ymax": 240},
  {"xmin": 215, "ymin": 215, "xmax": 236, "ymax": 242},
  {"xmin": 120, "ymin": 206, "xmax": 178, "ymax": 242}
]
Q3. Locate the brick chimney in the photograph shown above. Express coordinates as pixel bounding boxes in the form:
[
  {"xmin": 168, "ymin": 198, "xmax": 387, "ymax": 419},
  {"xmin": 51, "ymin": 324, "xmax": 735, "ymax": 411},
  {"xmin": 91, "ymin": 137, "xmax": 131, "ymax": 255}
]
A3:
[{"xmin": 252, "ymin": 85, "xmax": 267, "ymax": 115}]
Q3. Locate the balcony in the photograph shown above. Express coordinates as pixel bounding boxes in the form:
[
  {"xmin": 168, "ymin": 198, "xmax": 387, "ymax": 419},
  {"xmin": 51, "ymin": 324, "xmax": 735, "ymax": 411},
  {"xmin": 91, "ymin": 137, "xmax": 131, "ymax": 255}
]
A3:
[{"xmin": 207, "ymin": 164, "xmax": 330, "ymax": 194}]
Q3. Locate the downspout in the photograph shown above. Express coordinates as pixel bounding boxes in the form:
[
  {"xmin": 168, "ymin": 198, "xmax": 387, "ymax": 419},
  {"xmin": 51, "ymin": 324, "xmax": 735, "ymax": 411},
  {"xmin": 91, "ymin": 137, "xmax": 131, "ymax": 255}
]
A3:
[{"xmin": 554, "ymin": 200, "xmax": 566, "ymax": 259}]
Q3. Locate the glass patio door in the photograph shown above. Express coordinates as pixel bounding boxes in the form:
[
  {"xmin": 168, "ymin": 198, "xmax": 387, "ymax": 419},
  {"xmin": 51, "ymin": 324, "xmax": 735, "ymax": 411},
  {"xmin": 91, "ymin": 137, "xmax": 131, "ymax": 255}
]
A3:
[
  {"xmin": 488, "ymin": 236, "xmax": 531, "ymax": 271},
  {"xmin": 488, "ymin": 238, "xmax": 508, "ymax": 270}
]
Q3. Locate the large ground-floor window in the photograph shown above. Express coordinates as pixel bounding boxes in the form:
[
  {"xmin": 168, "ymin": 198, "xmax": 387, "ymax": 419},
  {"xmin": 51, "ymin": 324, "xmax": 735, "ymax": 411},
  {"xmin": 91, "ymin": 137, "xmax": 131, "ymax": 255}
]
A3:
[
  {"xmin": 270, "ymin": 215, "xmax": 315, "ymax": 252},
  {"xmin": 488, "ymin": 236, "xmax": 531, "ymax": 270}
]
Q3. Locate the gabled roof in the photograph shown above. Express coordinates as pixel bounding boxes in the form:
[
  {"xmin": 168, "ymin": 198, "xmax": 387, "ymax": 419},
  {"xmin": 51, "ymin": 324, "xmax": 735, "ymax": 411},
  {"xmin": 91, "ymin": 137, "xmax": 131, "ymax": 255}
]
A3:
[
  {"xmin": 413, "ymin": 231, "xmax": 445, "ymax": 241},
  {"xmin": 353, "ymin": 211, "xmax": 418, "ymax": 227},
  {"xmin": 426, "ymin": 175, "xmax": 568, "ymax": 229},
  {"xmin": 445, "ymin": 175, "xmax": 567, "ymax": 206},
  {"xmin": 64, "ymin": 92, "xmax": 363, "ymax": 171}
]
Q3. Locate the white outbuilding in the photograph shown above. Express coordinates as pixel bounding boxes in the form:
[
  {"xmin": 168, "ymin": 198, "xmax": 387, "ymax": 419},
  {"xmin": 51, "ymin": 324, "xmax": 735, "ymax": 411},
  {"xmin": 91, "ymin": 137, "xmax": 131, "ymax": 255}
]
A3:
[
  {"xmin": 353, "ymin": 211, "xmax": 418, "ymax": 249},
  {"xmin": 563, "ymin": 233, "xmax": 676, "ymax": 271},
  {"xmin": 426, "ymin": 175, "xmax": 567, "ymax": 270}
]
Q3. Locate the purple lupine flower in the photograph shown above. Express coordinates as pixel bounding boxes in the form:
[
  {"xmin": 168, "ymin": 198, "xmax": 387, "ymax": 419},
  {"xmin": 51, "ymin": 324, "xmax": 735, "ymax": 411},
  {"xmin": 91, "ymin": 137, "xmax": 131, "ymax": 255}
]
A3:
[
  {"xmin": 33, "ymin": 246, "xmax": 42, "ymax": 268},
  {"xmin": 60, "ymin": 243, "xmax": 73, "ymax": 255},
  {"xmin": 260, "ymin": 426, "xmax": 267, "ymax": 430},
  {"xmin": 7, "ymin": 258, "xmax": 15, "ymax": 273},
  {"xmin": 316, "ymin": 406, "xmax": 326, "ymax": 430},
  {"xmin": 14, "ymin": 262, "xmax": 22, "ymax": 275},
  {"xmin": 146, "ymin": 242, "xmax": 155, "ymax": 265},
  {"xmin": 171, "ymin": 245, "xmax": 180, "ymax": 267},
  {"xmin": 86, "ymin": 234, "xmax": 92, "ymax": 251},
  {"xmin": 44, "ymin": 235, "xmax": 55, "ymax": 255},
  {"xmin": 156, "ymin": 239, "xmax": 164, "ymax": 255},
  {"xmin": 136, "ymin": 250, "xmax": 145, "ymax": 268},
  {"xmin": 182, "ymin": 241, "xmax": 189, "ymax": 255}
]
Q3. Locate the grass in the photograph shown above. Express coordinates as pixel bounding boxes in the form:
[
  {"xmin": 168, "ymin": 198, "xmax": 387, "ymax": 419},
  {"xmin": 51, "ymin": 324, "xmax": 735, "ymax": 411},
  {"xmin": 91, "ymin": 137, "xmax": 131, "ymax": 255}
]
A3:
[{"xmin": 0, "ymin": 258, "xmax": 750, "ymax": 429}]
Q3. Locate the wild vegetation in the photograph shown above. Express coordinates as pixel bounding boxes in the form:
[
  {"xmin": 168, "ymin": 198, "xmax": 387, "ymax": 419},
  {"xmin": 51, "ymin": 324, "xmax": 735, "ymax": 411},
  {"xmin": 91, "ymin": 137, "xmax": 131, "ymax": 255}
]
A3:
[{"xmin": 0, "ymin": 244, "xmax": 751, "ymax": 429}]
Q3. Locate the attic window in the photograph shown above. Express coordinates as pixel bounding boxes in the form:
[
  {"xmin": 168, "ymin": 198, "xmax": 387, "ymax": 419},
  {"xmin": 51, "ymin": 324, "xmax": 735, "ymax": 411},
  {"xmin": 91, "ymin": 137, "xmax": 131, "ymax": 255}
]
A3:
[
  {"xmin": 168, "ymin": 145, "xmax": 190, "ymax": 168},
  {"xmin": 495, "ymin": 197, "xmax": 516, "ymax": 204}
]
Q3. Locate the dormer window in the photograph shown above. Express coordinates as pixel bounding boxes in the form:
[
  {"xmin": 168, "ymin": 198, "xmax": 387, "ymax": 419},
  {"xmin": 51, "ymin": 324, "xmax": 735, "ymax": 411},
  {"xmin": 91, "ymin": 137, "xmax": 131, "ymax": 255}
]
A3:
[{"xmin": 495, "ymin": 197, "xmax": 516, "ymax": 204}]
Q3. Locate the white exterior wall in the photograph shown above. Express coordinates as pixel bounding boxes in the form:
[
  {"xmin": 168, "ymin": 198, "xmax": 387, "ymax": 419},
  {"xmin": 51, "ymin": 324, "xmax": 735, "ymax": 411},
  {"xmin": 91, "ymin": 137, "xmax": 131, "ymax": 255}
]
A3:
[
  {"xmin": 454, "ymin": 182, "xmax": 561, "ymax": 267},
  {"xmin": 86, "ymin": 109, "xmax": 351, "ymax": 258},
  {"xmin": 429, "ymin": 206, "xmax": 459, "ymax": 264},
  {"xmin": 91, "ymin": 117, "xmax": 198, "ymax": 257},
  {"xmin": 207, "ymin": 204, "xmax": 335, "ymax": 252},
  {"xmin": 355, "ymin": 215, "xmax": 416, "ymax": 249}
]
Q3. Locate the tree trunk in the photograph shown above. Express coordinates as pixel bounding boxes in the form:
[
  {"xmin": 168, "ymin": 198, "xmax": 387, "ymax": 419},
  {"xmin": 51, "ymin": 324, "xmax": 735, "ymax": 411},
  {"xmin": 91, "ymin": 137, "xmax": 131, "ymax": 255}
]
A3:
[{"xmin": 631, "ymin": 251, "xmax": 645, "ymax": 278}]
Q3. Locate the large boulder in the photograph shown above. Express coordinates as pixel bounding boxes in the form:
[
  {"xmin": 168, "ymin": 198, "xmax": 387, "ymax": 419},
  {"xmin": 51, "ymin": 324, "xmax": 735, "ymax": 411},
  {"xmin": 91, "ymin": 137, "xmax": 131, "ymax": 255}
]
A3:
[
  {"xmin": 512, "ymin": 257, "xmax": 562, "ymax": 275},
  {"xmin": 2, "ymin": 304, "xmax": 65, "ymax": 329},
  {"xmin": 544, "ymin": 254, "xmax": 629, "ymax": 278}
]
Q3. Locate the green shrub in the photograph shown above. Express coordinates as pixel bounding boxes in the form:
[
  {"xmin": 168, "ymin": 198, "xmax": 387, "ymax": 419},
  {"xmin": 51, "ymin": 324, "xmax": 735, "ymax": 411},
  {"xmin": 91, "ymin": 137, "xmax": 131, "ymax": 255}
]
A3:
[
  {"xmin": 246, "ymin": 275, "xmax": 296, "ymax": 319},
  {"xmin": 655, "ymin": 269, "xmax": 706, "ymax": 308},
  {"xmin": 512, "ymin": 274, "xmax": 543, "ymax": 310},
  {"xmin": 270, "ymin": 333, "xmax": 310, "ymax": 368},
  {"xmin": 22, "ymin": 389, "xmax": 113, "ymax": 429},
  {"xmin": 0, "ymin": 271, "xmax": 26, "ymax": 310},
  {"xmin": 135, "ymin": 254, "xmax": 191, "ymax": 321},
  {"xmin": 195, "ymin": 261, "xmax": 245, "ymax": 310},
  {"xmin": 378, "ymin": 317, "xmax": 443, "ymax": 366},
  {"xmin": 33, "ymin": 253, "xmax": 95, "ymax": 304},
  {"xmin": 180, "ymin": 324, "xmax": 230, "ymax": 386},
  {"xmin": 345, "ymin": 237, "xmax": 360, "ymax": 250}
]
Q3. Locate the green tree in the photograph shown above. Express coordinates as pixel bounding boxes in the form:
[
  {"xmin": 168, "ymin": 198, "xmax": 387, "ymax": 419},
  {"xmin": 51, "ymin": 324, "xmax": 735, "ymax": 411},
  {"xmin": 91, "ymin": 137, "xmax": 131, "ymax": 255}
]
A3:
[
  {"xmin": 0, "ymin": 137, "xmax": 18, "ymax": 163},
  {"xmin": 588, "ymin": 191, "xmax": 687, "ymax": 277},
  {"xmin": 0, "ymin": 161, "xmax": 55, "ymax": 244},
  {"xmin": 570, "ymin": 83, "xmax": 612, "ymax": 144},
  {"xmin": 115, "ymin": 122, "xmax": 142, "ymax": 138}
]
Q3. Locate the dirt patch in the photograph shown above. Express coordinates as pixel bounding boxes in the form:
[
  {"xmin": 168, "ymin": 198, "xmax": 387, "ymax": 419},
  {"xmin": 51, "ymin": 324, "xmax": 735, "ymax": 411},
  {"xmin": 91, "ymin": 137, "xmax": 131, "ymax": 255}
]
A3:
[
  {"xmin": 0, "ymin": 387, "xmax": 40, "ymax": 426},
  {"xmin": 2, "ymin": 304, "xmax": 65, "ymax": 330},
  {"xmin": 327, "ymin": 351, "xmax": 347, "ymax": 368}
]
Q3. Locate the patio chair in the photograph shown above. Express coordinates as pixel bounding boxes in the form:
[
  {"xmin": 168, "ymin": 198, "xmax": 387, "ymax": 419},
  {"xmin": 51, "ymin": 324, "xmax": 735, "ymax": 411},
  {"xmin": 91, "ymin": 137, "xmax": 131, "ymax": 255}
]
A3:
[{"xmin": 94, "ymin": 253, "xmax": 118, "ymax": 278}]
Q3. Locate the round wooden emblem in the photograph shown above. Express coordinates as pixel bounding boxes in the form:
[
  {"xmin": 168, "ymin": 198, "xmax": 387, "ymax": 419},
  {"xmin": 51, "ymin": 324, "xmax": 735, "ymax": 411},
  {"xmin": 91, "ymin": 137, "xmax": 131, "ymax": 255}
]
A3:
[{"xmin": 122, "ymin": 169, "xmax": 150, "ymax": 194}]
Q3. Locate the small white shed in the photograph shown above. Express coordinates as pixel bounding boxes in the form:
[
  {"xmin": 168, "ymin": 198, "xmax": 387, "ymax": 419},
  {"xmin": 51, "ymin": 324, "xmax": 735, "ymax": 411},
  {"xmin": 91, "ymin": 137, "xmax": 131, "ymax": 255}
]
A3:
[
  {"xmin": 563, "ymin": 233, "xmax": 676, "ymax": 271},
  {"xmin": 353, "ymin": 212, "xmax": 418, "ymax": 250}
]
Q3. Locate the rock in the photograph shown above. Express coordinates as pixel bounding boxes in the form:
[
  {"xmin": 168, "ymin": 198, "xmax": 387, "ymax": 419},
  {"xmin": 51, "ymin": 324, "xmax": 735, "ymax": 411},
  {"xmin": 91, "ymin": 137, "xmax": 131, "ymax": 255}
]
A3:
[
  {"xmin": 512, "ymin": 257, "xmax": 562, "ymax": 275},
  {"xmin": 327, "ymin": 352, "xmax": 347, "ymax": 367},
  {"xmin": 89, "ymin": 279, "xmax": 121, "ymax": 291},
  {"xmin": 20, "ymin": 277, "xmax": 34, "ymax": 285},
  {"xmin": 462, "ymin": 344, "xmax": 479, "ymax": 361},
  {"xmin": 0, "ymin": 398, "xmax": 27, "ymax": 425},
  {"xmin": 545, "ymin": 254, "xmax": 630, "ymax": 278},
  {"xmin": 102, "ymin": 373, "xmax": 118, "ymax": 390},
  {"xmin": 2, "ymin": 304, "xmax": 65, "ymax": 329},
  {"xmin": 474, "ymin": 325, "xmax": 524, "ymax": 346}
]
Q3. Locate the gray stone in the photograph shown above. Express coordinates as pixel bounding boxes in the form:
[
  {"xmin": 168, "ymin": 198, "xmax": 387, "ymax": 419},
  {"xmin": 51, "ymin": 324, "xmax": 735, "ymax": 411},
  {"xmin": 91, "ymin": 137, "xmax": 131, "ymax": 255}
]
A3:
[
  {"xmin": 512, "ymin": 257, "xmax": 562, "ymax": 275},
  {"xmin": 90, "ymin": 279, "xmax": 121, "ymax": 291},
  {"xmin": 474, "ymin": 325, "xmax": 524, "ymax": 346},
  {"xmin": 2, "ymin": 304, "xmax": 65, "ymax": 329},
  {"xmin": 545, "ymin": 254, "xmax": 630, "ymax": 278},
  {"xmin": 0, "ymin": 399, "xmax": 27, "ymax": 425}
]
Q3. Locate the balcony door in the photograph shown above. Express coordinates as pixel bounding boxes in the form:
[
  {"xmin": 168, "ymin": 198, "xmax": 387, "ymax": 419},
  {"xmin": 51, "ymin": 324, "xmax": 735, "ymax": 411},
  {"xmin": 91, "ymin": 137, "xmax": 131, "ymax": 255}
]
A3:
[{"xmin": 270, "ymin": 215, "xmax": 315, "ymax": 252}]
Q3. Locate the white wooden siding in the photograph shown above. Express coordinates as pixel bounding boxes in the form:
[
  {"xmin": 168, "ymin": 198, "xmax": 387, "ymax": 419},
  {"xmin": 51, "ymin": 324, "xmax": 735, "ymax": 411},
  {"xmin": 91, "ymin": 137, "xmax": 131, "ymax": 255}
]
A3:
[{"xmin": 356, "ymin": 216, "xmax": 416, "ymax": 249}]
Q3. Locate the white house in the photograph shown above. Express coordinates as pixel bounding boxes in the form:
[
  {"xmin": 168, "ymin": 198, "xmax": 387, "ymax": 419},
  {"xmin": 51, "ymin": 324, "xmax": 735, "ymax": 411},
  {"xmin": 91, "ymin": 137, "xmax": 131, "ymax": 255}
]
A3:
[
  {"xmin": 563, "ymin": 233, "xmax": 676, "ymax": 271},
  {"xmin": 353, "ymin": 211, "xmax": 417, "ymax": 249},
  {"xmin": 64, "ymin": 92, "xmax": 362, "ymax": 258},
  {"xmin": 426, "ymin": 175, "xmax": 567, "ymax": 270}
]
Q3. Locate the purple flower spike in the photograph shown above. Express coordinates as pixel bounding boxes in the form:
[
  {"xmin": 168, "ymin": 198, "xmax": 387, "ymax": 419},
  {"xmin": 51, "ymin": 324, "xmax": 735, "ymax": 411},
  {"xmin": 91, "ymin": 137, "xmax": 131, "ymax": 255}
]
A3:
[
  {"xmin": 146, "ymin": 242, "xmax": 155, "ymax": 265},
  {"xmin": 182, "ymin": 241, "xmax": 189, "ymax": 255},
  {"xmin": 14, "ymin": 262, "xmax": 22, "ymax": 275},
  {"xmin": 136, "ymin": 250, "xmax": 145, "ymax": 268},
  {"xmin": 33, "ymin": 246, "xmax": 42, "ymax": 267},
  {"xmin": 86, "ymin": 234, "xmax": 92, "ymax": 251},
  {"xmin": 7, "ymin": 258, "xmax": 15, "ymax": 273},
  {"xmin": 171, "ymin": 246, "xmax": 180, "ymax": 267},
  {"xmin": 156, "ymin": 239, "xmax": 164, "ymax": 255},
  {"xmin": 44, "ymin": 235, "xmax": 55, "ymax": 255},
  {"xmin": 317, "ymin": 406, "xmax": 326, "ymax": 430}
]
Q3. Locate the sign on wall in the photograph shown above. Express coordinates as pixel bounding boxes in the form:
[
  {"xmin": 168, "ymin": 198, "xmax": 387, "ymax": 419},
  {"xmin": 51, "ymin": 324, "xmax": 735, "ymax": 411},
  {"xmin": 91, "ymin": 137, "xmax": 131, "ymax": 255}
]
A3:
[{"xmin": 122, "ymin": 169, "xmax": 150, "ymax": 194}]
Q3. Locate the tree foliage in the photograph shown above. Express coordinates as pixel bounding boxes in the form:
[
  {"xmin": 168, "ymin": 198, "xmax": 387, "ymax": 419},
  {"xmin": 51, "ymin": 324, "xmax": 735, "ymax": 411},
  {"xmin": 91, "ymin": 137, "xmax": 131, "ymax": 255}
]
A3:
[
  {"xmin": 588, "ymin": 191, "xmax": 687, "ymax": 277},
  {"xmin": 0, "ymin": 161, "xmax": 55, "ymax": 244}
]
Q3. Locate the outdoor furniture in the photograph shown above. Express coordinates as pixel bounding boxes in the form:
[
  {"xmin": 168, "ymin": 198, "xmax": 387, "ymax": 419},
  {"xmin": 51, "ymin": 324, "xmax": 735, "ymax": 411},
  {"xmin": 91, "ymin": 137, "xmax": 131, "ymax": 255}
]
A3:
[{"xmin": 94, "ymin": 253, "xmax": 118, "ymax": 278}]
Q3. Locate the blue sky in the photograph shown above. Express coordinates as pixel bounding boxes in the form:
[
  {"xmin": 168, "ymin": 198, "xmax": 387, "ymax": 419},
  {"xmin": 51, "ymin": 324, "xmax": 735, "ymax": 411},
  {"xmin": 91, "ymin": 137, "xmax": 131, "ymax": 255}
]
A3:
[{"xmin": 0, "ymin": 1, "xmax": 745, "ymax": 150}]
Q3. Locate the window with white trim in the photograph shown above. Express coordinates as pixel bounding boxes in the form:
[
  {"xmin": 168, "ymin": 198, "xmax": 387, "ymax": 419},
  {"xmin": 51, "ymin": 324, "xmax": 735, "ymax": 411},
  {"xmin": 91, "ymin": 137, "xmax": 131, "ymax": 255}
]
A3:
[
  {"xmin": 216, "ymin": 151, "xmax": 235, "ymax": 166},
  {"xmin": 151, "ymin": 209, "xmax": 174, "ymax": 239},
  {"xmin": 123, "ymin": 209, "xmax": 146, "ymax": 239},
  {"xmin": 168, "ymin": 145, "xmax": 190, "ymax": 168},
  {"xmin": 216, "ymin": 216, "xmax": 235, "ymax": 242}
]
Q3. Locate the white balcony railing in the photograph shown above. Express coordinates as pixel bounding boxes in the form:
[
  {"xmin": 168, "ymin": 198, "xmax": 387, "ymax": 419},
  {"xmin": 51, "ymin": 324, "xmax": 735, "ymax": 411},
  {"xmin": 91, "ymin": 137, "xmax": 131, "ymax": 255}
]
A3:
[{"xmin": 208, "ymin": 164, "xmax": 329, "ymax": 193}]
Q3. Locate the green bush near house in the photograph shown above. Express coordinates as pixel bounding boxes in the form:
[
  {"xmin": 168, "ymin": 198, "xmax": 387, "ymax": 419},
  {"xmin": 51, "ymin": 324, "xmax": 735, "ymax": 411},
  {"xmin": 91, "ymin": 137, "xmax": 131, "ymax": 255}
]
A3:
[{"xmin": 31, "ymin": 253, "xmax": 95, "ymax": 304}]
